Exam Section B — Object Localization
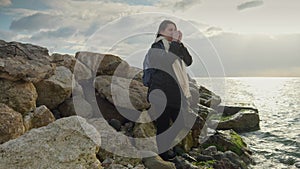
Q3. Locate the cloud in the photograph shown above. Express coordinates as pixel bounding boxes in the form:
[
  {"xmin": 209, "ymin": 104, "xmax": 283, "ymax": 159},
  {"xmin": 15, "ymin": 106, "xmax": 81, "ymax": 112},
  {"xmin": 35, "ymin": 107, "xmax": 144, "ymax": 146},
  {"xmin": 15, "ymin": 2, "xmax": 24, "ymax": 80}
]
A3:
[
  {"xmin": 0, "ymin": 0, "xmax": 12, "ymax": 7},
  {"xmin": 204, "ymin": 26, "xmax": 224, "ymax": 37},
  {"xmin": 0, "ymin": 30, "xmax": 16, "ymax": 41},
  {"xmin": 157, "ymin": 0, "xmax": 201, "ymax": 11},
  {"xmin": 10, "ymin": 13, "xmax": 61, "ymax": 31},
  {"xmin": 237, "ymin": 0, "xmax": 264, "ymax": 11},
  {"xmin": 30, "ymin": 27, "xmax": 77, "ymax": 40}
]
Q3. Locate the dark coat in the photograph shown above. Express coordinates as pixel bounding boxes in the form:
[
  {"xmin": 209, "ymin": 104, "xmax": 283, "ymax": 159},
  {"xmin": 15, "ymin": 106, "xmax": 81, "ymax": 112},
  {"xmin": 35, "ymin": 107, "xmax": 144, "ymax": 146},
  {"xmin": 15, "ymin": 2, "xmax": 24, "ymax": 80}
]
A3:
[{"xmin": 146, "ymin": 39, "xmax": 193, "ymax": 108}]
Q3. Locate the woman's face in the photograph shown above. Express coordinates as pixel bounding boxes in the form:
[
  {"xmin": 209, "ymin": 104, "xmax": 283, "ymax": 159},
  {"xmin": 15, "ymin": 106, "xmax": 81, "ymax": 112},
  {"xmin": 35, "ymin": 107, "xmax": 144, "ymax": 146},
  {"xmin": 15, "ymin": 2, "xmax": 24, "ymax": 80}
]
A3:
[{"xmin": 160, "ymin": 23, "xmax": 176, "ymax": 41}]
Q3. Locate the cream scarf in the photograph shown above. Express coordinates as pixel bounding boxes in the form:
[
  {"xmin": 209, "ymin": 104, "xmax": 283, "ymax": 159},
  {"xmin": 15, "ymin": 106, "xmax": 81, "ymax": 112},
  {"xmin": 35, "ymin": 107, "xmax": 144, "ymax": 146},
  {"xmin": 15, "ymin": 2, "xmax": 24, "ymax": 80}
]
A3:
[{"xmin": 155, "ymin": 36, "xmax": 191, "ymax": 98}]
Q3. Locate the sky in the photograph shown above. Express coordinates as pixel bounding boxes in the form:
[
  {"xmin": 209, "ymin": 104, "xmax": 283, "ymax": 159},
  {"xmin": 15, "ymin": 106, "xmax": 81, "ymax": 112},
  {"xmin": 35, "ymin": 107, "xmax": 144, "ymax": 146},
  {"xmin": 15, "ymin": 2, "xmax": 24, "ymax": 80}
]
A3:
[{"xmin": 0, "ymin": 0, "xmax": 299, "ymax": 77}]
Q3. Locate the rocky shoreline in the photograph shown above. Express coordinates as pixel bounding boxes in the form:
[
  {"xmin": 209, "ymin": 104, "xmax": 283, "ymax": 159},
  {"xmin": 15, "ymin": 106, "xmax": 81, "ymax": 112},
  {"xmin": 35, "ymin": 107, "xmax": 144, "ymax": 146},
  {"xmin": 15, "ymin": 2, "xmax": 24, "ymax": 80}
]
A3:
[{"xmin": 0, "ymin": 39, "xmax": 260, "ymax": 169}]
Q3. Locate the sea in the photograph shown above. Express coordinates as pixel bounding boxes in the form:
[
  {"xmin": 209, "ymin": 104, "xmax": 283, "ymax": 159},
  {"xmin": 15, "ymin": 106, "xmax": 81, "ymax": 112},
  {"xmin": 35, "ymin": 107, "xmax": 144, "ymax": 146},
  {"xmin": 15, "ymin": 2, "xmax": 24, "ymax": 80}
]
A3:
[{"xmin": 195, "ymin": 77, "xmax": 300, "ymax": 169}]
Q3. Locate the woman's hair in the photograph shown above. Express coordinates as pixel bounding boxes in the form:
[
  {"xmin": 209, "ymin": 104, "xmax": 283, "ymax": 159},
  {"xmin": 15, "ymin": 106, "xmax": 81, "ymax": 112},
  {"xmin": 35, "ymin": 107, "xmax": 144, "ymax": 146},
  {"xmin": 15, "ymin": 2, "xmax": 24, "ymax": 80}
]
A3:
[{"xmin": 156, "ymin": 20, "xmax": 177, "ymax": 37}]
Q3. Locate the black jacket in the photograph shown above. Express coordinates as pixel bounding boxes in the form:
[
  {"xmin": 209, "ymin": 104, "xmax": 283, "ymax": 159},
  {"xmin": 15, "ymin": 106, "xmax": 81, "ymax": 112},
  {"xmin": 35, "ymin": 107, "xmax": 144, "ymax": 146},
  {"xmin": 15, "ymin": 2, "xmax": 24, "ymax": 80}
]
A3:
[{"xmin": 146, "ymin": 40, "xmax": 193, "ymax": 108}]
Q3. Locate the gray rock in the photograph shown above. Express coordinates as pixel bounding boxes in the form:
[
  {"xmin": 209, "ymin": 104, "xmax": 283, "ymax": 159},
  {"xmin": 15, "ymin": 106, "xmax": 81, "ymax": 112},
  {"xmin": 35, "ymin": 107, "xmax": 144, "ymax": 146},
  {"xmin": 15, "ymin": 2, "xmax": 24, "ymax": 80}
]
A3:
[
  {"xmin": 0, "ymin": 103, "xmax": 25, "ymax": 144},
  {"xmin": 109, "ymin": 119, "xmax": 122, "ymax": 131},
  {"xmin": 171, "ymin": 156, "xmax": 198, "ymax": 169},
  {"xmin": 213, "ymin": 158, "xmax": 239, "ymax": 169},
  {"xmin": 224, "ymin": 151, "xmax": 247, "ymax": 169},
  {"xmin": 0, "ymin": 40, "xmax": 55, "ymax": 82},
  {"xmin": 23, "ymin": 105, "xmax": 55, "ymax": 131},
  {"xmin": 51, "ymin": 53, "xmax": 92, "ymax": 81},
  {"xmin": 202, "ymin": 146, "xmax": 218, "ymax": 156},
  {"xmin": 107, "ymin": 164, "xmax": 127, "ymax": 169},
  {"xmin": 94, "ymin": 75, "xmax": 150, "ymax": 111},
  {"xmin": 216, "ymin": 102, "xmax": 258, "ymax": 116},
  {"xmin": 0, "ymin": 116, "xmax": 102, "ymax": 169},
  {"xmin": 142, "ymin": 155, "xmax": 176, "ymax": 169},
  {"xmin": 75, "ymin": 52, "xmax": 130, "ymax": 77},
  {"xmin": 199, "ymin": 85, "xmax": 221, "ymax": 108},
  {"xmin": 35, "ymin": 66, "xmax": 72, "ymax": 109},
  {"xmin": 0, "ymin": 79, "xmax": 37, "ymax": 114},
  {"xmin": 295, "ymin": 161, "xmax": 300, "ymax": 168},
  {"xmin": 58, "ymin": 96, "xmax": 93, "ymax": 118},
  {"xmin": 196, "ymin": 154, "xmax": 214, "ymax": 162},
  {"xmin": 217, "ymin": 109, "xmax": 260, "ymax": 133},
  {"xmin": 181, "ymin": 153, "xmax": 197, "ymax": 162}
]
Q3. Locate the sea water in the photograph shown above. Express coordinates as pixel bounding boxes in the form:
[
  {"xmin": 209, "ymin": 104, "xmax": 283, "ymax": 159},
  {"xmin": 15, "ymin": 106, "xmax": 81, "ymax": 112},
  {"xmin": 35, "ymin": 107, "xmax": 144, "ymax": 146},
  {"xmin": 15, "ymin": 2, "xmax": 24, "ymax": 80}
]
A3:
[{"xmin": 196, "ymin": 77, "xmax": 300, "ymax": 169}]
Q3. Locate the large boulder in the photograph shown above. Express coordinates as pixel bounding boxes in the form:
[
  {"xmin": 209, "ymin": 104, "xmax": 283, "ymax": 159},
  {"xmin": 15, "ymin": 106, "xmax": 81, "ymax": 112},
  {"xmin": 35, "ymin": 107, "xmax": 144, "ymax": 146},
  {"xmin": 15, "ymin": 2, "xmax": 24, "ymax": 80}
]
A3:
[
  {"xmin": 75, "ymin": 52, "xmax": 129, "ymax": 77},
  {"xmin": 34, "ymin": 66, "xmax": 72, "ymax": 109},
  {"xmin": 58, "ymin": 96, "xmax": 93, "ymax": 118},
  {"xmin": 199, "ymin": 86, "xmax": 221, "ymax": 108},
  {"xmin": 0, "ymin": 103, "xmax": 25, "ymax": 144},
  {"xmin": 201, "ymin": 130, "xmax": 253, "ymax": 165},
  {"xmin": 217, "ymin": 109, "xmax": 260, "ymax": 133},
  {"xmin": 95, "ymin": 96, "xmax": 128, "ymax": 124},
  {"xmin": 0, "ymin": 40, "xmax": 55, "ymax": 82},
  {"xmin": 215, "ymin": 102, "xmax": 260, "ymax": 132},
  {"xmin": 51, "ymin": 53, "xmax": 92, "ymax": 80},
  {"xmin": 23, "ymin": 105, "xmax": 55, "ymax": 131},
  {"xmin": 94, "ymin": 75, "xmax": 150, "ymax": 111},
  {"xmin": 133, "ymin": 112, "xmax": 157, "ymax": 152},
  {"xmin": 0, "ymin": 116, "xmax": 102, "ymax": 169},
  {"xmin": 0, "ymin": 79, "xmax": 37, "ymax": 114},
  {"xmin": 142, "ymin": 155, "xmax": 176, "ymax": 169}
]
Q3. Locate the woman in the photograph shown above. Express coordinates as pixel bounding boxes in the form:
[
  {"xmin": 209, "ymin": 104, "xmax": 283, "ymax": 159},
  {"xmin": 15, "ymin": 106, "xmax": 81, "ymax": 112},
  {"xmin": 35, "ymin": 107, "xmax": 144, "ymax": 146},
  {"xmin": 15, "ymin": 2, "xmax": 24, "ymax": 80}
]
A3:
[{"xmin": 143, "ymin": 20, "xmax": 193, "ymax": 160}]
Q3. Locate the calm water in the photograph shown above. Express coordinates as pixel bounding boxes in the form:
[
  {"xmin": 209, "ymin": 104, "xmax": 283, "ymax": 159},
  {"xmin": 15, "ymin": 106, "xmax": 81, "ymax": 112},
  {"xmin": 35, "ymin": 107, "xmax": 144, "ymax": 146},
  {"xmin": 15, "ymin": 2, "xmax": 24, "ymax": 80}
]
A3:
[{"xmin": 196, "ymin": 77, "xmax": 300, "ymax": 169}]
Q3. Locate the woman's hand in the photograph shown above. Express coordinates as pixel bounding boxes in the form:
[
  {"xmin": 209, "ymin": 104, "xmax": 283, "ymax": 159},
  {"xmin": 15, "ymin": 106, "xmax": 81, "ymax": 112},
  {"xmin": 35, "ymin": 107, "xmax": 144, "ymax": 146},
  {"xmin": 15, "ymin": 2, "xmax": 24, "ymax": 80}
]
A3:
[{"xmin": 172, "ymin": 30, "xmax": 182, "ymax": 42}]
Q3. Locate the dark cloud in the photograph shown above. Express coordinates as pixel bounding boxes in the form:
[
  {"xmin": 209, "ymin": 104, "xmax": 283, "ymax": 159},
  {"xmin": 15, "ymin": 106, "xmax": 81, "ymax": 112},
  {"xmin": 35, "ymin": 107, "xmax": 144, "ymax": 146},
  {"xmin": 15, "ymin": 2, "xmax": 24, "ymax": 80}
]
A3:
[
  {"xmin": 237, "ymin": 0, "xmax": 264, "ymax": 11},
  {"xmin": 10, "ymin": 13, "xmax": 61, "ymax": 31}
]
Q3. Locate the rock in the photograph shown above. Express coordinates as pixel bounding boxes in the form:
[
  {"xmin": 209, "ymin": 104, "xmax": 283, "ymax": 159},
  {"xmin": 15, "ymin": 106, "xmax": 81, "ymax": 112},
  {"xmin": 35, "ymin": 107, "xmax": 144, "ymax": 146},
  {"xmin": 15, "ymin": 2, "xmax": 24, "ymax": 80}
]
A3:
[
  {"xmin": 142, "ymin": 155, "xmax": 176, "ymax": 169},
  {"xmin": 109, "ymin": 119, "xmax": 122, "ymax": 131},
  {"xmin": 216, "ymin": 102, "xmax": 258, "ymax": 116},
  {"xmin": 224, "ymin": 151, "xmax": 247, "ymax": 169},
  {"xmin": 120, "ymin": 122, "xmax": 134, "ymax": 137},
  {"xmin": 198, "ymin": 104, "xmax": 218, "ymax": 119},
  {"xmin": 107, "ymin": 164, "xmax": 127, "ymax": 169},
  {"xmin": 127, "ymin": 66, "xmax": 143, "ymax": 82},
  {"xmin": 58, "ymin": 96, "xmax": 93, "ymax": 118},
  {"xmin": 51, "ymin": 53, "xmax": 92, "ymax": 80},
  {"xmin": 133, "ymin": 164, "xmax": 146, "ymax": 169},
  {"xmin": 201, "ymin": 130, "xmax": 253, "ymax": 165},
  {"xmin": 295, "ymin": 161, "xmax": 300, "ymax": 168},
  {"xmin": 23, "ymin": 105, "xmax": 55, "ymax": 131},
  {"xmin": 177, "ymin": 131, "xmax": 195, "ymax": 152},
  {"xmin": 75, "ymin": 52, "xmax": 130, "ymax": 77},
  {"xmin": 94, "ymin": 75, "xmax": 150, "ymax": 111},
  {"xmin": 196, "ymin": 154, "xmax": 214, "ymax": 162},
  {"xmin": 0, "ymin": 116, "xmax": 102, "ymax": 169},
  {"xmin": 202, "ymin": 146, "xmax": 218, "ymax": 156},
  {"xmin": 96, "ymin": 95, "xmax": 128, "ymax": 123},
  {"xmin": 0, "ymin": 103, "xmax": 25, "ymax": 144},
  {"xmin": 35, "ymin": 66, "xmax": 72, "ymax": 109},
  {"xmin": 171, "ymin": 156, "xmax": 198, "ymax": 169},
  {"xmin": 97, "ymin": 147, "xmax": 143, "ymax": 168},
  {"xmin": 102, "ymin": 158, "xmax": 114, "ymax": 168},
  {"xmin": 181, "ymin": 153, "xmax": 197, "ymax": 162},
  {"xmin": 88, "ymin": 118, "xmax": 140, "ymax": 158},
  {"xmin": 133, "ymin": 112, "xmax": 157, "ymax": 152},
  {"xmin": 199, "ymin": 85, "xmax": 221, "ymax": 108},
  {"xmin": 217, "ymin": 109, "xmax": 260, "ymax": 133},
  {"xmin": 212, "ymin": 152, "xmax": 225, "ymax": 160},
  {"xmin": 213, "ymin": 158, "xmax": 239, "ymax": 169},
  {"xmin": 0, "ymin": 40, "xmax": 55, "ymax": 82},
  {"xmin": 72, "ymin": 80, "xmax": 85, "ymax": 97},
  {"xmin": 0, "ymin": 79, "xmax": 37, "ymax": 114}
]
